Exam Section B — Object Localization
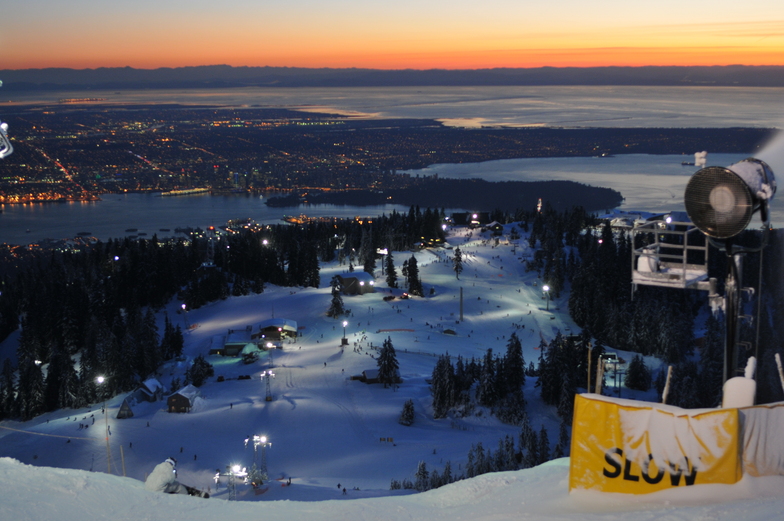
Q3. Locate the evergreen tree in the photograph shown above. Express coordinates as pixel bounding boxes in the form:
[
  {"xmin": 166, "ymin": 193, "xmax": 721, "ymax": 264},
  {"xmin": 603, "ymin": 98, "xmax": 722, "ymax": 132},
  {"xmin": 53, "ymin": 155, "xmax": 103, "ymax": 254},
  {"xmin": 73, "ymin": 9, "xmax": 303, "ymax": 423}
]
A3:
[
  {"xmin": 414, "ymin": 461, "xmax": 430, "ymax": 492},
  {"xmin": 555, "ymin": 419, "xmax": 571, "ymax": 458},
  {"xmin": 624, "ymin": 354, "xmax": 652, "ymax": 392},
  {"xmin": 327, "ymin": 276, "xmax": 346, "ymax": 318},
  {"xmin": 399, "ymin": 398, "xmax": 415, "ymax": 426},
  {"xmin": 360, "ymin": 228, "xmax": 376, "ymax": 275},
  {"xmin": 429, "ymin": 468, "xmax": 442, "ymax": 490},
  {"xmin": 453, "ymin": 247, "xmax": 463, "ymax": 279},
  {"xmin": 406, "ymin": 255, "xmax": 424, "ymax": 296},
  {"xmin": 476, "ymin": 349, "xmax": 498, "ymax": 407},
  {"xmin": 377, "ymin": 336, "xmax": 400, "ymax": 387},
  {"xmin": 186, "ymin": 354, "xmax": 214, "ymax": 387},
  {"xmin": 519, "ymin": 412, "xmax": 538, "ymax": 468},
  {"xmin": 556, "ymin": 372, "xmax": 575, "ymax": 423},
  {"xmin": 538, "ymin": 425, "xmax": 551, "ymax": 465},
  {"xmin": 431, "ymin": 354, "xmax": 455, "ymax": 419},
  {"xmin": 474, "ymin": 442, "xmax": 488, "ymax": 475},
  {"xmin": 385, "ymin": 251, "xmax": 398, "ymax": 288},
  {"xmin": 17, "ymin": 357, "xmax": 45, "ymax": 420},
  {"xmin": 466, "ymin": 447, "xmax": 476, "ymax": 478},
  {"xmin": 0, "ymin": 358, "xmax": 17, "ymax": 419},
  {"xmin": 442, "ymin": 460, "xmax": 453, "ymax": 485},
  {"xmin": 504, "ymin": 332, "xmax": 525, "ymax": 392}
]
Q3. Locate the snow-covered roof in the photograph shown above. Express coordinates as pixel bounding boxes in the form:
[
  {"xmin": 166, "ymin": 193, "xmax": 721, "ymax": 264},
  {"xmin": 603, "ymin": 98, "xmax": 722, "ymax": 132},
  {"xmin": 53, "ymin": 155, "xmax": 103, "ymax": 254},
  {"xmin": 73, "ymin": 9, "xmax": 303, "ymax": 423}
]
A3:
[
  {"xmin": 258, "ymin": 317, "xmax": 298, "ymax": 332},
  {"xmin": 339, "ymin": 271, "xmax": 375, "ymax": 282},
  {"xmin": 172, "ymin": 384, "xmax": 201, "ymax": 401},
  {"xmin": 226, "ymin": 328, "xmax": 254, "ymax": 344},
  {"xmin": 140, "ymin": 378, "xmax": 163, "ymax": 394}
]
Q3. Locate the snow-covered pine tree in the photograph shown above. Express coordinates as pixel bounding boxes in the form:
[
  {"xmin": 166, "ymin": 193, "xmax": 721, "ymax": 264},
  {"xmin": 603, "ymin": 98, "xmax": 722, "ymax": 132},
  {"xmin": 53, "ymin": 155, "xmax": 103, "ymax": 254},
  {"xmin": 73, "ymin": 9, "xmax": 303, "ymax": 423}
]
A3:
[
  {"xmin": 385, "ymin": 251, "xmax": 397, "ymax": 288},
  {"xmin": 377, "ymin": 336, "xmax": 399, "ymax": 387},
  {"xmin": 453, "ymin": 246, "xmax": 463, "ymax": 279},
  {"xmin": 327, "ymin": 276, "xmax": 346, "ymax": 318},
  {"xmin": 406, "ymin": 255, "xmax": 423, "ymax": 296},
  {"xmin": 399, "ymin": 398, "xmax": 415, "ymax": 426},
  {"xmin": 414, "ymin": 461, "xmax": 430, "ymax": 492},
  {"xmin": 186, "ymin": 354, "xmax": 214, "ymax": 387}
]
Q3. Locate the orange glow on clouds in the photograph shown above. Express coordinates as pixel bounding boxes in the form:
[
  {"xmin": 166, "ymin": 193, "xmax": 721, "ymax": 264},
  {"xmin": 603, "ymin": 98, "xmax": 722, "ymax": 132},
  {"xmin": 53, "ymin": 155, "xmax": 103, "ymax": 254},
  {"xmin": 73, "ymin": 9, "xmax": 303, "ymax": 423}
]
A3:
[{"xmin": 2, "ymin": 6, "xmax": 783, "ymax": 70}]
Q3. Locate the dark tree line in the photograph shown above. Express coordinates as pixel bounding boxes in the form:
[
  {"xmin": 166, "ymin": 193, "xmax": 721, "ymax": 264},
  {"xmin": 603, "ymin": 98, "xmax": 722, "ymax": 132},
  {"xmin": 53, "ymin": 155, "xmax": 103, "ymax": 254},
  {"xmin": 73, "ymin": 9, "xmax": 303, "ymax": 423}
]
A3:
[
  {"xmin": 0, "ymin": 204, "xmax": 451, "ymax": 421},
  {"xmin": 566, "ymin": 221, "xmax": 698, "ymax": 364},
  {"xmin": 392, "ymin": 412, "xmax": 570, "ymax": 492},
  {"xmin": 430, "ymin": 333, "xmax": 527, "ymax": 425}
]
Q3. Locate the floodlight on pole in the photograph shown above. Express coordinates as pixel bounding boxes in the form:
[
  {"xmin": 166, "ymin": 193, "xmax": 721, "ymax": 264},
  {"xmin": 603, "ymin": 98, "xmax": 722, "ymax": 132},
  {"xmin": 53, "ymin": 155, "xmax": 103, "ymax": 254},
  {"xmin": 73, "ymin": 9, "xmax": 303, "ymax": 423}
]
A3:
[
  {"xmin": 542, "ymin": 284, "xmax": 550, "ymax": 311},
  {"xmin": 246, "ymin": 434, "xmax": 271, "ymax": 485},
  {"xmin": 96, "ymin": 375, "xmax": 111, "ymax": 474},
  {"xmin": 181, "ymin": 303, "xmax": 189, "ymax": 329},
  {"xmin": 685, "ymin": 158, "xmax": 776, "ymax": 239},
  {"xmin": 261, "ymin": 370, "xmax": 275, "ymax": 401},
  {"xmin": 683, "ymin": 157, "xmax": 776, "ymax": 387},
  {"xmin": 342, "ymin": 320, "xmax": 348, "ymax": 346}
]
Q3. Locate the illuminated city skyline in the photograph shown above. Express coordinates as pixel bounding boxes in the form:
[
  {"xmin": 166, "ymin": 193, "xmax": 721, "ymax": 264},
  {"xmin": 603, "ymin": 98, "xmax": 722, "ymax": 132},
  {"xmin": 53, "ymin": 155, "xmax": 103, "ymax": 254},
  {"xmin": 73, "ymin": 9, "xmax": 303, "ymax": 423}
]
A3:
[{"xmin": 2, "ymin": 1, "xmax": 783, "ymax": 70}]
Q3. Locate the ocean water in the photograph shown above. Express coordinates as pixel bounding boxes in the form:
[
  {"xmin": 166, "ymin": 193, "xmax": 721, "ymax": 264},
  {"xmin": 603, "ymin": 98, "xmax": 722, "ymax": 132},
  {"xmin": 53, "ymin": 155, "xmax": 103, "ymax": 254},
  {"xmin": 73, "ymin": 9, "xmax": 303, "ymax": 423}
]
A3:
[
  {"xmin": 2, "ymin": 86, "xmax": 784, "ymax": 244},
  {"xmin": 5, "ymin": 85, "xmax": 784, "ymax": 129}
]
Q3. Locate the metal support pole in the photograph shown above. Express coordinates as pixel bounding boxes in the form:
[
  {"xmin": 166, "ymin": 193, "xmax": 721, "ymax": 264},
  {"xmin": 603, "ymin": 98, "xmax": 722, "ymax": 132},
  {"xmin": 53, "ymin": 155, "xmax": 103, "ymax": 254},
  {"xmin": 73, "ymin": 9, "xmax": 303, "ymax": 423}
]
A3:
[{"xmin": 724, "ymin": 252, "xmax": 743, "ymax": 383}]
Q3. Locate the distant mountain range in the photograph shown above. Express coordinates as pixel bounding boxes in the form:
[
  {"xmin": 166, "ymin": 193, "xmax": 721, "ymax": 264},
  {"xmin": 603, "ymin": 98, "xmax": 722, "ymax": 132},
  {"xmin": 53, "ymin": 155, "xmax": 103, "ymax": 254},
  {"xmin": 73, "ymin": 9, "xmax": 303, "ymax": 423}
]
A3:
[{"xmin": 2, "ymin": 65, "xmax": 784, "ymax": 91}]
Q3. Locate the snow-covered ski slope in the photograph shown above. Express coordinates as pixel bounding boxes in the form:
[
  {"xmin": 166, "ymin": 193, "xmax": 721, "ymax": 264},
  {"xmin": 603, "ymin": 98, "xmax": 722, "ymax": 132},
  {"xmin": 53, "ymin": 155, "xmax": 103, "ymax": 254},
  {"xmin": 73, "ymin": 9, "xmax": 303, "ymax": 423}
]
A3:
[{"xmin": 2, "ymin": 224, "xmax": 784, "ymax": 518}]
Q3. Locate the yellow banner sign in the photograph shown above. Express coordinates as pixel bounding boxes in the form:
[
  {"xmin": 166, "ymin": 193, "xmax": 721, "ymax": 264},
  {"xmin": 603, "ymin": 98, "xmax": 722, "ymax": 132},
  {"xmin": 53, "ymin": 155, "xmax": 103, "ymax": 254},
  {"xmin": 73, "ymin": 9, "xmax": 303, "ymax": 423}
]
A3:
[{"xmin": 569, "ymin": 394, "xmax": 741, "ymax": 493}]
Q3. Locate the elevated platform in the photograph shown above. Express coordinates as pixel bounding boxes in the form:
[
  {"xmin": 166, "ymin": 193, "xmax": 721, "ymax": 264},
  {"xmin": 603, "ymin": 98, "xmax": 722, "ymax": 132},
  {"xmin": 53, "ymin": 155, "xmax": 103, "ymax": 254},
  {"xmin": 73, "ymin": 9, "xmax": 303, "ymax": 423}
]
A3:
[{"xmin": 631, "ymin": 218, "xmax": 711, "ymax": 291}]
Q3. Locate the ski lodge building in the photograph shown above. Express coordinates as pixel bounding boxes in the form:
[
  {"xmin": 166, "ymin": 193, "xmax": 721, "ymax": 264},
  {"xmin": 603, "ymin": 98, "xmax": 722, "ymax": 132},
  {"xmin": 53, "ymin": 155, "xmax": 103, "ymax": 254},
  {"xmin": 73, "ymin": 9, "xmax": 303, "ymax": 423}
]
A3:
[
  {"xmin": 337, "ymin": 272, "xmax": 376, "ymax": 295},
  {"xmin": 167, "ymin": 384, "xmax": 201, "ymax": 413},
  {"xmin": 255, "ymin": 318, "xmax": 298, "ymax": 341}
]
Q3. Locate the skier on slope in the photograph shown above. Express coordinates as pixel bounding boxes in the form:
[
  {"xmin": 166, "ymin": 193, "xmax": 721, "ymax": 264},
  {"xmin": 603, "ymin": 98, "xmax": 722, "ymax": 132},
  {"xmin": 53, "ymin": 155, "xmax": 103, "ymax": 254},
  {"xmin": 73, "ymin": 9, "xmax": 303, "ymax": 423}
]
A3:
[{"xmin": 145, "ymin": 457, "xmax": 208, "ymax": 498}]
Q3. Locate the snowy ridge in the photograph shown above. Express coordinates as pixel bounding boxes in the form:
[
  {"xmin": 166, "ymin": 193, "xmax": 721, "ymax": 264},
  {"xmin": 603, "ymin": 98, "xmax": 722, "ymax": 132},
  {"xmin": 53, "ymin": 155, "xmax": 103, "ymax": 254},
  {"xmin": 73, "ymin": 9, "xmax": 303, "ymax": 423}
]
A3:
[{"xmin": 3, "ymin": 457, "xmax": 784, "ymax": 521}]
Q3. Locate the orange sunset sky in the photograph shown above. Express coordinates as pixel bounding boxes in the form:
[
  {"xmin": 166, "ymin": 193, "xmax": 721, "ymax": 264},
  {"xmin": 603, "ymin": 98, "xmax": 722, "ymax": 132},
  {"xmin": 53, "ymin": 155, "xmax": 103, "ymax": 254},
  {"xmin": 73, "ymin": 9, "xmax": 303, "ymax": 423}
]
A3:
[{"xmin": 2, "ymin": 1, "xmax": 784, "ymax": 70}]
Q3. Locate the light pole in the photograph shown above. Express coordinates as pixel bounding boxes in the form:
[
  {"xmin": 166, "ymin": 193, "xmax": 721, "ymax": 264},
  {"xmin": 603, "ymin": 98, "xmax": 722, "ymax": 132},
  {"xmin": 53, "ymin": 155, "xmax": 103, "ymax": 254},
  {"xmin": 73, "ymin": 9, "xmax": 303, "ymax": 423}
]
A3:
[
  {"xmin": 342, "ymin": 320, "xmax": 348, "ymax": 346},
  {"xmin": 261, "ymin": 370, "xmax": 275, "ymax": 401},
  {"xmin": 244, "ymin": 434, "xmax": 271, "ymax": 486},
  {"xmin": 225, "ymin": 464, "xmax": 247, "ymax": 500},
  {"xmin": 181, "ymin": 303, "xmax": 189, "ymax": 329},
  {"xmin": 96, "ymin": 376, "xmax": 111, "ymax": 474},
  {"xmin": 542, "ymin": 284, "xmax": 550, "ymax": 311}
]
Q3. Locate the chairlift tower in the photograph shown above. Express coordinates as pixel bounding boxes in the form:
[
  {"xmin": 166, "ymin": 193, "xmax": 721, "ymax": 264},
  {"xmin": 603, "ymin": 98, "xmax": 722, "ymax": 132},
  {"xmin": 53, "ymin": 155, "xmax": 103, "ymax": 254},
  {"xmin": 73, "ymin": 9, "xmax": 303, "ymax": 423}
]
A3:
[
  {"xmin": 245, "ymin": 434, "xmax": 271, "ymax": 483},
  {"xmin": 261, "ymin": 370, "xmax": 275, "ymax": 401}
]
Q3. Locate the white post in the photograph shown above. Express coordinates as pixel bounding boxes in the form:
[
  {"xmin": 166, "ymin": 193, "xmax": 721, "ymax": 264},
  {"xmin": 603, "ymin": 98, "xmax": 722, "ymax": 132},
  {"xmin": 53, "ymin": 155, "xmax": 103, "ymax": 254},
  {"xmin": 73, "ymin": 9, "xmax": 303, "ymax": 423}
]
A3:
[
  {"xmin": 662, "ymin": 366, "xmax": 673, "ymax": 404},
  {"xmin": 775, "ymin": 353, "xmax": 784, "ymax": 394}
]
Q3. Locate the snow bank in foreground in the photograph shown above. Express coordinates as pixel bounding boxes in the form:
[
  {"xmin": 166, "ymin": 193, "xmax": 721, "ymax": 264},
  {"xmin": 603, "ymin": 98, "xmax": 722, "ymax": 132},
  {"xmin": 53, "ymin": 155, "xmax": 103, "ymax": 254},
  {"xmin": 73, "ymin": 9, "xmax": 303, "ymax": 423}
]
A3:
[{"xmin": 4, "ymin": 457, "xmax": 784, "ymax": 521}]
